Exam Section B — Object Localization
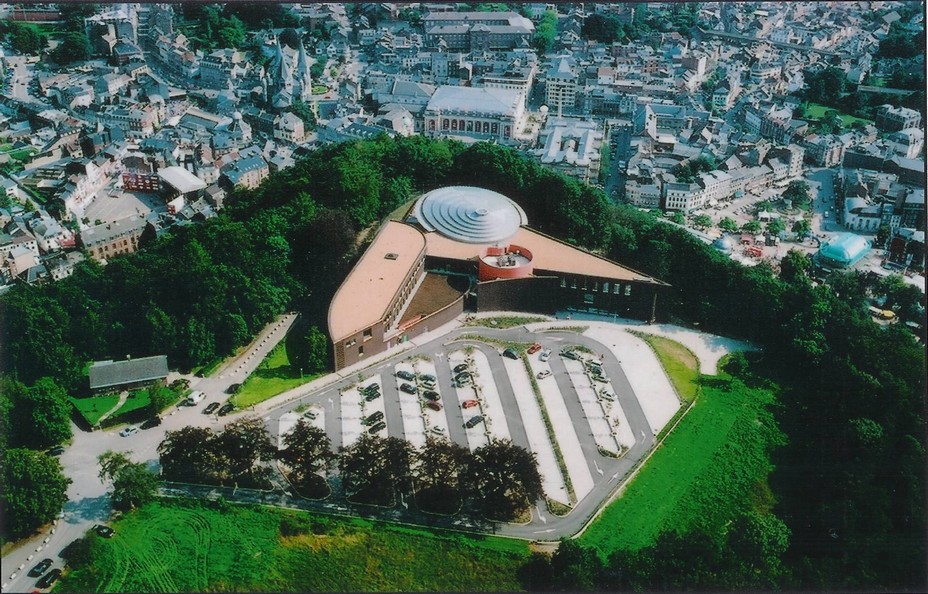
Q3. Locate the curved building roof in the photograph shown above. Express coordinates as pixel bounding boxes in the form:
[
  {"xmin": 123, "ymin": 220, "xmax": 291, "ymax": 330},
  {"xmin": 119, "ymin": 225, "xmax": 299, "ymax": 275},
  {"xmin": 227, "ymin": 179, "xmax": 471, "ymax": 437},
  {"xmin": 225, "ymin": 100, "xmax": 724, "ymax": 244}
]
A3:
[
  {"xmin": 413, "ymin": 186, "xmax": 528, "ymax": 244},
  {"xmin": 818, "ymin": 233, "xmax": 871, "ymax": 266}
]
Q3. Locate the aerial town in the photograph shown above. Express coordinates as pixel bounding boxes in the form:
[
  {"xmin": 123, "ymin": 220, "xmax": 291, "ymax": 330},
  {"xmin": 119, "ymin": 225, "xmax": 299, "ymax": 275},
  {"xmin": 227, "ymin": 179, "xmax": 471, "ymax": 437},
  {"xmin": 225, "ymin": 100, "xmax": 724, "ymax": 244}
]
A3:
[{"xmin": 0, "ymin": 2, "xmax": 925, "ymax": 593}]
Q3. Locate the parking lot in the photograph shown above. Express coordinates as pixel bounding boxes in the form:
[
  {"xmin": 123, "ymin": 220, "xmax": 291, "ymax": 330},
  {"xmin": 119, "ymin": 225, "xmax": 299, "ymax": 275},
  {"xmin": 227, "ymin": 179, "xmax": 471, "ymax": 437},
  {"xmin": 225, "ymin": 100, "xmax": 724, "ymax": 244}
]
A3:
[{"xmin": 271, "ymin": 325, "xmax": 682, "ymax": 514}]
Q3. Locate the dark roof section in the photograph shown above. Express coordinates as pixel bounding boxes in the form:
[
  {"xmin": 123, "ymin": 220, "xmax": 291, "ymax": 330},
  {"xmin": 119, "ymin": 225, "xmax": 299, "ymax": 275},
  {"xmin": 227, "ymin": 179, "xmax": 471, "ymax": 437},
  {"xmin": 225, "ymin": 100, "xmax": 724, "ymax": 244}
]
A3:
[{"xmin": 88, "ymin": 356, "xmax": 169, "ymax": 390}]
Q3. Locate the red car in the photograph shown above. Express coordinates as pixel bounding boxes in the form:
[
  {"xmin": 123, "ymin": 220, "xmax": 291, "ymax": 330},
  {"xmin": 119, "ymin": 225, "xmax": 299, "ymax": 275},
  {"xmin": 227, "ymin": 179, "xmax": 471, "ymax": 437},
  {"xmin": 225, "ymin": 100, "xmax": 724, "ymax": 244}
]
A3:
[
  {"xmin": 462, "ymin": 400, "xmax": 479, "ymax": 409},
  {"xmin": 426, "ymin": 401, "xmax": 442, "ymax": 411},
  {"xmin": 527, "ymin": 343, "xmax": 542, "ymax": 355}
]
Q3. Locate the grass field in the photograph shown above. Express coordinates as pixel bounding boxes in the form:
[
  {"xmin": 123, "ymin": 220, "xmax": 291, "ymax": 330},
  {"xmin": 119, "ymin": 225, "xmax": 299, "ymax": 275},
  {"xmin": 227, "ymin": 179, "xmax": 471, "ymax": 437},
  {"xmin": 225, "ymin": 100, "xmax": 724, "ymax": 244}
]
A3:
[
  {"xmin": 70, "ymin": 395, "xmax": 121, "ymax": 426},
  {"xmin": 107, "ymin": 386, "xmax": 182, "ymax": 420},
  {"xmin": 632, "ymin": 332, "xmax": 700, "ymax": 402},
  {"xmin": 803, "ymin": 102, "xmax": 873, "ymax": 126},
  {"xmin": 580, "ymin": 347, "xmax": 782, "ymax": 554},
  {"xmin": 57, "ymin": 500, "xmax": 530, "ymax": 592},
  {"xmin": 230, "ymin": 341, "xmax": 321, "ymax": 408}
]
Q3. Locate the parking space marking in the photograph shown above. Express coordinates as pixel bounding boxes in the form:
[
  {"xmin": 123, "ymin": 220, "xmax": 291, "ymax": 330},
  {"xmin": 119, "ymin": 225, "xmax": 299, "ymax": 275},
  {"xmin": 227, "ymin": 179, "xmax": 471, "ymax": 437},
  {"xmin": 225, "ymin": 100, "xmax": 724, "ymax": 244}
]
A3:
[
  {"xmin": 448, "ymin": 351, "xmax": 489, "ymax": 451},
  {"xmin": 564, "ymin": 358, "xmax": 628, "ymax": 452},
  {"xmin": 277, "ymin": 411, "xmax": 301, "ymax": 449},
  {"xmin": 501, "ymin": 356, "xmax": 570, "ymax": 505},
  {"xmin": 527, "ymin": 355, "xmax": 595, "ymax": 503},
  {"xmin": 468, "ymin": 350, "xmax": 511, "ymax": 441},
  {"xmin": 340, "ymin": 388, "xmax": 364, "ymax": 446},
  {"xmin": 414, "ymin": 359, "xmax": 450, "ymax": 442},
  {"xmin": 395, "ymin": 362, "xmax": 427, "ymax": 448}
]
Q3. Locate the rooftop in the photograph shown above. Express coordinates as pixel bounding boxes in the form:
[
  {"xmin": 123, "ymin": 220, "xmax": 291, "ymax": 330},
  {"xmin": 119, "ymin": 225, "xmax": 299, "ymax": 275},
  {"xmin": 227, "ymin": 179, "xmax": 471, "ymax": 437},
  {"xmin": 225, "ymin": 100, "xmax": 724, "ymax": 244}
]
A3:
[
  {"xmin": 412, "ymin": 186, "xmax": 527, "ymax": 244},
  {"xmin": 88, "ymin": 355, "xmax": 169, "ymax": 390},
  {"xmin": 158, "ymin": 166, "xmax": 207, "ymax": 194},
  {"xmin": 426, "ymin": 86, "xmax": 524, "ymax": 117},
  {"xmin": 328, "ymin": 221, "xmax": 427, "ymax": 342}
]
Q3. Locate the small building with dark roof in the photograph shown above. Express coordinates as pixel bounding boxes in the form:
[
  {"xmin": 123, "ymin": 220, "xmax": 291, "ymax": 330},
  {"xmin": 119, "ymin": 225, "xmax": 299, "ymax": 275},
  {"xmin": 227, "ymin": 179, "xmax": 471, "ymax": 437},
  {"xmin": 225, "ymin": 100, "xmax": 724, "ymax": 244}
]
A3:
[{"xmin": 88, "ymin": 355, "xmax": 169, "ymax": 392}]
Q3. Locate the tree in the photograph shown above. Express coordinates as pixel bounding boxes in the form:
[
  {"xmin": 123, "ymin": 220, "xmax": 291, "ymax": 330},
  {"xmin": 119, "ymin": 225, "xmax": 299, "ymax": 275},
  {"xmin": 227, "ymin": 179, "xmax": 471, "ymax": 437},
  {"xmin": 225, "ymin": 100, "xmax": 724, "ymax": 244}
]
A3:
[
  {"xmin": 877, "ymin": 22, "xmax": 926, "ymax": 59},
  {"xmin": 51, "ymin": 31, "xmax": 91, "ymax": 65},
  {"xmin": 533, "ymin": 10, "xmax": 558, "ymax": 54},
  {"xmin": 583, "ymin": 13, "xmax": 622, "ymax": 42},
  {"xmin": 779, "ymin": 249, "xmax": 811, "ymax": 284},
  {"xmin": 279, "ymin": 420, "xmax": 334, "ymax": 486},
  {"xmin": 742, "ymin": 220, "xmax": 761, "ymax": 234},
  {"xmin": 792, "ymin": 218, "xmax": 812, "ymax": 238},
  {"xmin": 727, "ymin": 512, "xmax": 791, "ymax": 586},
  {"xmin": 548, "ymin": 538, "xmax": 606, "ymax": 590},
  {"xmin": 8, "ymin": 22, "xmax": 45, "ymax": 55},
  {"xmin": 465, "ymin": 439, "xmax": 543, "ymax": 520},
  {"xmin": 693, "ymin": 214, "xmax": 713, "ymax": 230},
  {"xmin": 98, "ymin": 451, "xmax": 160, "ymax": 511},
  {"xmin": 293, "ymin": 325, "xmax": 329, "ymax": 374},
  {"xmin": 278, "ymin": 27, "xmax": 301, "ymax": 49},
  {"xmin": 15, "ymin": 378, "xmax": 72, "ymax": 449},
  {"xmin": 338, "ymin": 435, "xmax": 413, "ymax": 502},
  {"xmin": 719, "ymin": 217, "xmax": 740, "ymax": 233},
  {"xmin": 285, "ymin": 100, "xmax": 317, "ymax": 130},
  {"xmin": 216, "ymin": 15, "xmax": 246, "ymax": 48},
  {"xmin": 766, "ymin": 218, "xmax": 785, "ymax": 236},
  {"xmin": 2, "ymin": 449, "xmax": 71, "ymax": 537},
  {"xmin": 146, "ymin": 386, "xmax": 174, "ymax": 418},
  {"xmin": 671, "ymin": 211, "xmax": 685, "ymax": 225},
  {"xmin": 804, "ymin": 66, "xmax": 846, "ymax": 106},
  {"xmin": 215, "ymin": 416, "xmax": 275, "ymax": 482},
  {"xmin": 413, "ymin": 436, "xmax": 471, "ymax": 512},
  {"xmin": 158, "ymin": 426, "xmax": 220, "ymax": 483}
]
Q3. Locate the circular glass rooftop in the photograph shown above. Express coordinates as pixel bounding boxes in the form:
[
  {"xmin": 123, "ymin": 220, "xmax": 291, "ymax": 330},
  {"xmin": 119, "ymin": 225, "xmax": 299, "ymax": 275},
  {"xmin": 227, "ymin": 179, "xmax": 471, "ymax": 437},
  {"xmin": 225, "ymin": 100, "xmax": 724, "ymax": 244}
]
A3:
[{"xmin": 413, "ymin": 186, "xmax": 528, "ymax": 244}]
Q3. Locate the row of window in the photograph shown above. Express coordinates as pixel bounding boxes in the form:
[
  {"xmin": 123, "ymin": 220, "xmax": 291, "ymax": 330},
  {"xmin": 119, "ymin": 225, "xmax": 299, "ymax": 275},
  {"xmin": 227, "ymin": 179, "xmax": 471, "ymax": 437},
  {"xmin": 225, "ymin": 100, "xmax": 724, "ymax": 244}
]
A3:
[
  {"xmin": 560, "ymin": 276, "xmax": 632, "ymax": 296},
  {"xmin": 429, "ymin": 119, "xmax": 510, "ymax": 137}
]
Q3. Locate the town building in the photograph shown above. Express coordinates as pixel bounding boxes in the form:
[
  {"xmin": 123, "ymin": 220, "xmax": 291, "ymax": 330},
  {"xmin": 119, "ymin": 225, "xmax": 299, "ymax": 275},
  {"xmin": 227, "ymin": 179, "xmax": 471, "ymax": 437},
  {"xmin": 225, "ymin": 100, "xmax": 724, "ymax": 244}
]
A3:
[
  {"xmin": 545, "ymin": 56, "xmax": 578, "ymax": 114},
  {"xmin": 534, "ymin": 117, "xmax": 603, "ymax": 184},
  {"xmin": 80, "ymin": 215, "xmax": 147, "ymax": 263},
  {"xmin": 423, "ymin": 11, "xmax": 534, "ymax": 51},
  {"xmin": 88, "ymin": 355, "xmax": 169, "ymax": 393},
  {"xmin": 875, "ymin": 104, "xmax": 922, "ymax": 132},
  {"xmin": 423, "ymin": 86, "xmax": 526, "ymax": 143},
  {"xmin": 328, "ymin": 186, "xmax": 668, "ymax": 370}
]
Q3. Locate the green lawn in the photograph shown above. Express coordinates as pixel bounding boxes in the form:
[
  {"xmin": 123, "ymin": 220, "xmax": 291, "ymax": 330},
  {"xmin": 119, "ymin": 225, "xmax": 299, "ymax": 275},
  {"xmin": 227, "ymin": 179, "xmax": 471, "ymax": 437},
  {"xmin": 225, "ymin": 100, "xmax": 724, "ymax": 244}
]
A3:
[
  {"xmin": 70, "ymin": 395, "xmax": 121, "ymax": 426},
  {"xmin": 57, "ymin": 500, "xmax": 530, "ymax": 592},
  {"xmin": 230, "ymin": 342, "xmax": 320, "ymax": 408},
  {"xmin": 803, "ymin": 102, "xmax": 873, "ymax": 126},
  {"xmin": 107, "ymin": 386, "xmax": 182, "ymax": 421},
  {"xmin": 580, "ymin": 348, "xmax": 782, "ymax": 554},
  {"xmin": 631, "ymin": 332, "xmax": 700, "ymax": 402}
]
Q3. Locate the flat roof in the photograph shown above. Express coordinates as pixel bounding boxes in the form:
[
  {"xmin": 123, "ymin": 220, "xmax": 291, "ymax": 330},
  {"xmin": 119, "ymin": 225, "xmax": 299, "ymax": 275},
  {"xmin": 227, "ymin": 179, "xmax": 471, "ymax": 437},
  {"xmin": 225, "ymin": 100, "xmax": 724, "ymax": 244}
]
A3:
[
  {"xmin": 89, "ymin": 355, "xmax": 169, "ymax": 390},
  {"xmin": 158, "ymin": 166, "xmax": 207, "ymax": 194},
  {"xmin": 425, "ymin": 226, "xmax": 666, "ymax": 284},
  {"xmin": 328, "ymin": 221, "xmax": 427, "ymax": 342}
]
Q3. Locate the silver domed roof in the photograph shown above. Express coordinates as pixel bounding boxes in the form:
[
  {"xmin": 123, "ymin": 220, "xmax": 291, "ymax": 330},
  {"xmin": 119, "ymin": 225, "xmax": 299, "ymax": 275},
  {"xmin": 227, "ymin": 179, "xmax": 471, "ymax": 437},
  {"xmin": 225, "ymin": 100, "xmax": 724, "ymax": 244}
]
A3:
[{"xmin": 413, "ymin": 186, "xmax": 527, "ymax": 244}]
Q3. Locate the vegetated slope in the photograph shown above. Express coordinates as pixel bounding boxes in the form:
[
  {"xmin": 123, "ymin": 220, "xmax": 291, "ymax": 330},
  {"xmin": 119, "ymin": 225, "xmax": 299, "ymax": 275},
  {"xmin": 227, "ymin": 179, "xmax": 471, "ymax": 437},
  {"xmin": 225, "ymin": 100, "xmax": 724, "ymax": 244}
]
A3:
[{"xmin": 58, "ymin": 500, "xmax": 529, "ymax": 593}]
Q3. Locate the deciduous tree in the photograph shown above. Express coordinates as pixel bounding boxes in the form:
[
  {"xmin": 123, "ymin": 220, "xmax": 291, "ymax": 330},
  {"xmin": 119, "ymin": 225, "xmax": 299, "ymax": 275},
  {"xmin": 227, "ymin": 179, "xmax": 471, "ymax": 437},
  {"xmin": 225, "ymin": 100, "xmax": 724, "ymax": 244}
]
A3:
[
  {"xmin": 465, "ymin": 439, "xmax": 543, "ymax": 520},
  {"xmin": 98, "ymin": 451, "xmax": 160, "ymax": 511},
  {"xmin": 2, "ymin": 449, "xmax": 71, "ymax": 537},
  {"xmin": 279, "ymin": 420, "xmax": 334, "ymax": 485}
]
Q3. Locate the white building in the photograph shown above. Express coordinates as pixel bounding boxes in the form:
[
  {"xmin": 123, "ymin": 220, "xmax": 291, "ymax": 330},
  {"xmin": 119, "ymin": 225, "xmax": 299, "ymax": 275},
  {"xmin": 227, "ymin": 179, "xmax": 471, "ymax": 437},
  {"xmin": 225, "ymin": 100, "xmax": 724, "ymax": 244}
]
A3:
[
  {"xmin": 424, "ymin": 86, "xmax": 526, "ymax": 143},
  {"xmin": 534, "ymin": 117, "xmax": 603, "ymax": 183}
]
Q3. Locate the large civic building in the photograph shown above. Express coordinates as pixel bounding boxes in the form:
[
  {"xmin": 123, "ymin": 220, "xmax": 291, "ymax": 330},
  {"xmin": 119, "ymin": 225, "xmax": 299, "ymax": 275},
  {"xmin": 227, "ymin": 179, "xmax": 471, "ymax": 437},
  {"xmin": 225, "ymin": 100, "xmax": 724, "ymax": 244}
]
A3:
[{"xmin": 327, "ymin": 186, "xmax": 669, "ymax": 370}]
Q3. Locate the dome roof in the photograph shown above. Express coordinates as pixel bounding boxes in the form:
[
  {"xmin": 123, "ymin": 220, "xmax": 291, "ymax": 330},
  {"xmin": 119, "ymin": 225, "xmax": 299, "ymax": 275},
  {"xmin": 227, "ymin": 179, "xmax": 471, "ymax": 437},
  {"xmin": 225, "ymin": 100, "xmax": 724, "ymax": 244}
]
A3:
[
  {"xmin": 413, "ymin": 186, "xmax": 528, "ymax": 244},
  {"xmin": 819, "ymin": 233, "xmax": 871, "ymax": 265},
  {"xmin": 713, "ymin": 234, "xmax": 736, "ymax": 253}
]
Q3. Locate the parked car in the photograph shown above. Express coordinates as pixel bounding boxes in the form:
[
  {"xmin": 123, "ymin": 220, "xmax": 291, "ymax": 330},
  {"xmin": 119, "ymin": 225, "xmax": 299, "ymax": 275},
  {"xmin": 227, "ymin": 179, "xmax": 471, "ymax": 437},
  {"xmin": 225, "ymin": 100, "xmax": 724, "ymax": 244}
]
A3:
[
  {"xmin": 502, "ymin": 347, "xmax": 519, "ymax": 359},
  {"xmin": 36, "ymin": 568, "xmax": 61, "ymax": 589},
  {"xmin": 453, "ymin": 363, "xmax": 469, "ymax": 374},
  {"xmin": 560, "ymin": 349, "xmax": 579, "ymax": 360},
  {"xmin": 368, "ymin": 421, "xmax": 386, "ymax": 434},
  {"xmin": 45, "ymin": 445, "xmax": 65, "ymax": 457},
  {"xmin": 28, "ymin": 558, "xmax": 53, "ymax": 577},
  {"xmin": 360, "ymin": 383, "xmax": 380, "ymax": 395},
  {"xmin": 454, "ymin": 372, "xmax": 472, "ymax": 385},
  {"xmin": 430, "ymin": 426, "xmax": 446, "ymax": 435},
  {"xmin": 396, "ymin": 370, "xmax": 416, "ymax": 381},
  {"xmin": 186, "ymin": 391, "xmax": 205, "ymax": 406},
  {"xmin": 464, "ymin": 415, "xmax": 484, "ymax": 429},
  {"xmin": 217, "ymin": 403, "xmax": 236, "ymax": 416},
  {"xmin": 400, "ymin": 382, "xmax": 417, "ymax": 394},
  {"xmin": 203, "ymin": 402, "xmax": 220, "ymax": 414},
  {"xmin": 599, "ymin": 390, "xmax": 616, "ymax": 402},
  {"xmin": 426, "ymin": 401, "xmax": 442, "ymax": 411},
  {"xmin": 462, "ymin": 399, "xmax": 479, "ymax": 409},
  {"xmin": 302, "ymin": 410, "xmax": 318, "ymax": 420},
  {"xmin": 362, "ymin": 411, "xmax": 384, "ymax": 426},
  {"xmin": 420, "ymin": 373, "xmax": 436, "ymax": 383},
  {"xmin": 527, "ymin": 343, "xmax": 542, "ymax": 355},
  {"xmin": 364, "ymin": 390, "xmax": 381, "ymax": 402},
  {"xmin": 226, "ymin": 383, "xmax": 242, "ymax": 394},
  {"xmin": 140, "ymin": 416, "xmax": 162, "ymax": 430},
  {"xmin": 93, "ymin": 524, "xmax": 115, "ymax": 538},
  {"xmin": 539, "ymin": 349, "xmax": 551, "ymax": 362},
  {"xmin": 422, "ymin": 390, "xmax": 440, "ymax": 401},
  {"xmin": 119, "ymin": 426, "xmax": 139, "ymax": 437},
  {"xmin": 536, "ymin": 370, "xmax": 552, "ymax": 379}
]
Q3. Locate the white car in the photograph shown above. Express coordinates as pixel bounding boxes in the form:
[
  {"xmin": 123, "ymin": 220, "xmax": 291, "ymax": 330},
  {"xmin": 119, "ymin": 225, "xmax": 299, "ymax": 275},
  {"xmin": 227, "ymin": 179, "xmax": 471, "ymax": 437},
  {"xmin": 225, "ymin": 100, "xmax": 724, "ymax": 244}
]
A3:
[
  {"xmin": 599, "ymin": 390, "xmax": 617, "ymax": 402},
  {"xmin": 536, "ymin": 370, "xmax": 552, "ymax": 380},
  {"xmin": 539, "ymin": 349, "xmax": 551, "ymax": 362},
  {"xmin": 120, "ymin": 426, "xmax": 139, "ymax": 437},
  {"xmin": 430, "ymin": 426, "xmax": 446, "ymax": 435}
]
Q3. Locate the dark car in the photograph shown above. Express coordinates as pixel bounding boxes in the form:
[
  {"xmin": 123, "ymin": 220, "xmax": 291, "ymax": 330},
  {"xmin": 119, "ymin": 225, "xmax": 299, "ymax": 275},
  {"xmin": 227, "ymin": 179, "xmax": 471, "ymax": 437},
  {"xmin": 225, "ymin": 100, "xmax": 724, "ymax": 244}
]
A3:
[
  {"xmin": 93, "ymin": 524, "xmax": 114, "ymax": 538},
  {"xmin": 217, "ymin": 403, "xmax": 236, "ymax": 416},
  {"xmin": 203, "ymin": 402, "xmax": 220, "ymax": 414},
  {"xmin": 419, "ymin": 373, "xmax": 437, "ymax": 383},
  {"xmin": 362, "ymin": 411, "xmax": 384, "ymax": 426},
  {"xmin": 454, "ymin": 372, "xmax": 472, "ymax": 385},
  {"xmin": 502, "ymin": 347, "xmax": 519, "ymax": 359},
  {"xmin": 425, "ymin": 401, "xmax": 442, "ymax": 412},
  {"xmin": 28, "ymin": 559, "xmax": 53, "ymax": 578},
  {"xmin": 45, "ymin": 445, "xmax": 65, "ymax": 457},
  {"xmin": 364, "ymin": 390, "xmax": 381, "ymax": 402},
  {"xmin": 360, "ymin": 384, "xmax": 380, "ymax": 395},
  {"xmin": 422, "ymin": 390, "xmax": 440, "ymax": 401},
  {"xmin": 453, "ymin": 363, "xmax": 469, "ymax": 374},
  {"xmin": 560, "ymin": 349, "xmax": 580, "ymax": 360},
  {"xmin": 464, "ymin": 415, "xmax": 484, "ymax": 429},
  {"xmin": 36, "ymin": 568, "xmax": 61, "ymax": 589},
  {"xmin": 140, "ymin": 416, "xmax": 162, "ymax": 430},
  {"xmin": 226, "ymin": 383, "xmax": 242, "ymax": 394},
  {"xmin": 368, "ymin": 421, "xmax": 387, "ymax": 434},
  {"xmin": 396, "ymin": 370, "xmax": 416, "ymax": 381},
  {"xmin": 399, "ymin": 382, "xmax": 417, "ymax": 394}
]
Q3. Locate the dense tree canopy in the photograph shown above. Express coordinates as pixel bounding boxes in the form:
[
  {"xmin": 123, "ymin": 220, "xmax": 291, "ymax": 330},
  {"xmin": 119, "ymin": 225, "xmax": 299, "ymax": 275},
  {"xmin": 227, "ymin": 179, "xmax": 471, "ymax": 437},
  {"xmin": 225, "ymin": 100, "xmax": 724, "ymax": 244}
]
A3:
[
  {"xmin": 98, "ymin": 451, "xmax": 160, "ymax": 511},
  {"xmin": 2, "ymin": 449, "xmax": 71, "ymax": 538}
]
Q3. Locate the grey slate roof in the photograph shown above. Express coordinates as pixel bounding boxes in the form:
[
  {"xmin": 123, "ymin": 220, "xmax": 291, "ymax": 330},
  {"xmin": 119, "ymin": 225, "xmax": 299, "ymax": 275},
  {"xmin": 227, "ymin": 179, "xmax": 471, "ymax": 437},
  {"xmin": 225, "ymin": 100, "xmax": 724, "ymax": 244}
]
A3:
[{"xmin": 88, "ymin": 355, "xmax": 169, "ymax": 390}]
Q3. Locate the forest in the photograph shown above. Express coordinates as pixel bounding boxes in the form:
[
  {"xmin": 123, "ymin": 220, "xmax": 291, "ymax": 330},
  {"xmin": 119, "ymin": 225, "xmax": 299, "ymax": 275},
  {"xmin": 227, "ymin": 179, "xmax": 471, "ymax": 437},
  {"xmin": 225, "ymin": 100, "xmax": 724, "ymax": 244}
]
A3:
[{"xmin": 0, "ymin": 136, "xmax": 924, "ymax": 590}]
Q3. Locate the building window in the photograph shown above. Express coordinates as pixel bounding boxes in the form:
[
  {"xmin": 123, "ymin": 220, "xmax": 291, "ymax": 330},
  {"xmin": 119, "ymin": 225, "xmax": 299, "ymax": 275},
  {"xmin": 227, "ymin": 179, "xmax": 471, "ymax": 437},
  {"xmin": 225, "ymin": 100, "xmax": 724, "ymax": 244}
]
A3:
[
  {"xmin": 570, "ymin": 278, "xmax": 577, "ymax": 289},
  {"xmin": 602, "ymin": 282, "xmax": 610, "ymax": 293},
  {"xmin": 560, "ymin": 277, "xmax": 567, "ymax": 288},
  {"xmin": 358, "ymin": 345, "xmax": 364, "ymax": 355},
  {"xmin": 584, "ymin": 294, "xmax": 594, "ymax": 304},
  {"xmin": 593, "ymin": 281, "xmax": 599, "ymax": 292},
  {"xmin": 346, "ymin": 339, "xmax": 356, "ymax": 348},
  {"xmin": 613, "ymin": 283, "xmax": 621, "ymax": 294},
  {"xmin": 363, "ymin": 328, "xmax": 373, "ymax": 340},
  {"xmin": 625, "ymin": 285, "xmax": 632, "ymax": 296}
]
